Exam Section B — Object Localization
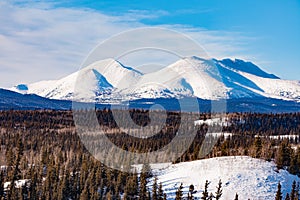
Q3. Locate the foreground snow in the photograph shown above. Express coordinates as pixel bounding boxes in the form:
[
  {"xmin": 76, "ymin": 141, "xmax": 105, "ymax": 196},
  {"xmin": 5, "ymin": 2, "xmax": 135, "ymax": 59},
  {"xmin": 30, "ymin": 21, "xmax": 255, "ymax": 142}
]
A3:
[{"xmin": 148, "ymin": 156, "xmax": 299, "ymax": 200}]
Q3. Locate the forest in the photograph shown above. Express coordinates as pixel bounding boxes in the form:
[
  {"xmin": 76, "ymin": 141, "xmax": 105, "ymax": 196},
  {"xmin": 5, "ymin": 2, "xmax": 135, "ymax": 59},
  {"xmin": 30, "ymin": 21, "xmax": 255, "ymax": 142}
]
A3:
[{"xmin": 0, "ymin": 110, "xmax": 300, "ymax": 199}]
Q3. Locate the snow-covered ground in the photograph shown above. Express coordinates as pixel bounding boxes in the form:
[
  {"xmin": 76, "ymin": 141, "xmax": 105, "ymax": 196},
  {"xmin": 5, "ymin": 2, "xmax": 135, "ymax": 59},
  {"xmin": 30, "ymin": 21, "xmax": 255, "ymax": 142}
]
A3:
[
  {"xmin": 145, "ymin": 156, "xmax": 300, "ymax": 200},
  {"xmin": 267, "ymin": 135, "xmax": 299, "ymax": 140},
  {"xmin": 194, "ymin": 117, "xmax": 231, "ymax": 126}
]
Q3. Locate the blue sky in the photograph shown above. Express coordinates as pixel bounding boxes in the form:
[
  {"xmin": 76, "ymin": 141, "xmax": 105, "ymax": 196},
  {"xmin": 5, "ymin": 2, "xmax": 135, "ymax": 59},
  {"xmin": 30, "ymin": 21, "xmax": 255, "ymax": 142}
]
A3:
[{"xmin": 0, "ymin": 0, "xmax": 299, "ymax": 87}]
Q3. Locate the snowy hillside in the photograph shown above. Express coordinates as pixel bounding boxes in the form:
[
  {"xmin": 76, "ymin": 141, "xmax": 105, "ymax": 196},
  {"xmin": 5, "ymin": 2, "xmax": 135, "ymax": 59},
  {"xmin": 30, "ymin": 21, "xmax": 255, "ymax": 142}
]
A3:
[
  {"xmin": 9, "ymin": 57, "xmax": 300, "ymax": 103},
  {"xmin": 144, "ymin": 156, "xmax": 300, "ymax": 200}
]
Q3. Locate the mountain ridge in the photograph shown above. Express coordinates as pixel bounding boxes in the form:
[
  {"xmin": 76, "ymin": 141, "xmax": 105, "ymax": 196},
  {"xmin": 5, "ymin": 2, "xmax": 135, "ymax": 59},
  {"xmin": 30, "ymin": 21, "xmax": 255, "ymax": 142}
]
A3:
[{"xmin": 8, "ymin": 56, "xmax": 300, "ymax": 103}]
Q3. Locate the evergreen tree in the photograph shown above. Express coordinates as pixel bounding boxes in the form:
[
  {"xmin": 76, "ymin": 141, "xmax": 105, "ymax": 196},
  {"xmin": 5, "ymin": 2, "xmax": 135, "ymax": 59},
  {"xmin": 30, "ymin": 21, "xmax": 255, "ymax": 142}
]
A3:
[
  {"xmin": 208, "ymin": 192, "xmax": 214, "ymax": 200},
  {"xmin": 188, "ymin": 184, "xmax": 196, "ymax": 200},
  {"xmin": 5, "ymin": 148, "xmax": 14, "ymax": 178},
  {"xmin": 289, "ymin": 152, "xmax": 298, "ymax": 175},
  {"xmin": 106, "ymin": 191, "xmax": 113, "ymax": 200},
  {"xmin": 254, "ymin": 136, "xmax": 262, "ymax": 158},
  {"xmin": 215, "ymin": 179, "xmax": 222, "ymax": 200},
  {"xmin": 8, "ymin": 137, "xmax": 24, "ymax": 199},
  {"xmin": 115, "ymin": 171, "xmax": 124, "ymax": 200},
  {"xmin": 80, "ymin": 186, "xmax": 90, "ymax": 200},
  {"xmin": 28, "ymin": 170, "xmax": 38, "ymax": 200},
  {"xmin": 0, "ymin": 171, "xmax": 4, "ymax": 199},
  {"xmin": 152, "ymin": 176, "xmax": 158, "ymax": 200},
  {"xmin": 234, "ymin": 193, "xmax": 238, "ymax": 200},
  {"xmin": 276, "ymin": 140, "xmax": 292, "ymax": 169},
  {"xmin": 275, "ymin": 182, "xmax": 283, "ymax": 200},
  {"xmin": 164, "ymin": 193, "xmax": 167, "ymax": 200},
  {"xmin": 59, "ymin": 169, "xmax": 71, "ymax": 200},
  {"xmin": 139, "ymin": 171, "xmax": 148, "ymax": 200},
  {"xmin": 158, "ymin": 182, "xmax": 164, "ymax": 200},
  {"xmin": 175, "ymin": 183, "xmax": 183, "ymax": 200},
  {"xmin": 124, "ymin": 172, "xmax": 138, "ymax": 200},
  {"xmin": 201, "ymin": 180, "xmax": 209, "ymax": 200},
  {"xmin": 285, "ymin": 193, "xmax": 290, "ymax": 200}
]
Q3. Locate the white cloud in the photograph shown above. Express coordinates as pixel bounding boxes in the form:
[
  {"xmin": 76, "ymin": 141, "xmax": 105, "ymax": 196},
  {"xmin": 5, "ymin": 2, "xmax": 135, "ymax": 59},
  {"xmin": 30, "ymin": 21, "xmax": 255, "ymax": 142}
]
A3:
[{"xmin": 0, "ymin": 1, "xmax": 254, "ymax": 87}]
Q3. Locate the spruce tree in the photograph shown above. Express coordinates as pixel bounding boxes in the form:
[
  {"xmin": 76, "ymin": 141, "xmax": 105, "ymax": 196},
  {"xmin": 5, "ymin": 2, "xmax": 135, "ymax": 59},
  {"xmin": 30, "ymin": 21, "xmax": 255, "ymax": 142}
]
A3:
[
  {"xmin": 275, "ymin": 182, "xmax": 283, "ymax": 200},
  {"xmin": 164, "ymin": 193, "xmax": 167, "ymax": 200},
  {"xmin": 234, "ymin": 193, "xmax": 238, "ymax": 200},
  {"xmin": 59, "ymin": 169, "xmax": 71, "ymax": 200},
  {"xmin": 106, "ymin": 191, "xmax": 113, "ymax": 200},
  {"xmin": 80, "ymin": 186, "xmax": 90, "ymax": 200},
  {"xmin": 28, "ymin": 170, "xmax": 38, "ymax": 200},
  {"xmin": 115, "ymin": 172, "xmax": 124, "ymax": 200},
  {"xmin": 188, "ymin": 184, "xmax": 196, "ymax": 200},
  {"xmin": 201, "ymin": 180, "xmax": 209, "ymax": 200},
  {"xmin": 5, "ymin": 146, "xmax": 13, "ymax": 161},
  {"xmin": 175, "ymin": 183, "xmax": 183, "ymax": 200},
  {"xmin": 276, "ymin": 140, "xmax": 292, "ymax": 169},
  {"xmin": 152, "ymin": 176, "xmax": 158, "ymax": 200},
  {"xmin": 124, "ymin": 172, "xmax": 138, "ymax": 199},
  {"xmin": 215, "ymin": 179, "xmax": 222, "ymax": 200},
  {"xmin": 139, "ymin": 172, "xmax": 148, "ymax": 200},
  {"xmin": 285, "ymin": 193, "xmax": 290, "ymax": 200},
  {"xmin": 208, "ymin": 192, "xmax": 214, "ymax": 200},
  {"xmin": 8, "ymin": 137, "xmax": 24, "ymax": 200},
  {"xmin": 289, "ymin": 153, "xmax": 298, "ymax": 175},
  {"xmin": 254, "ymin": 136, "xmax": 262, "ymax": 158},
  {"xmin": 0, "ymin": 171, "xmax": 4, "ymax": 199},
  {"xmin": 158, "ymin": 182, "xmax": 164, "ymax": 200}
]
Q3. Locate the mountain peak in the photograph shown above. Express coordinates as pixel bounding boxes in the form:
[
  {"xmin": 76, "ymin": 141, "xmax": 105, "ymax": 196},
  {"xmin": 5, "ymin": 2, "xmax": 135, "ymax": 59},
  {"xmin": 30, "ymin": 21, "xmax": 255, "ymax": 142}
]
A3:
[
  {"xmin": 87, "ymin": 58, "xmax": 143, "ymax": 76},
  {"xmin": 115, "ymin": 60, "xmax": 143, "ymax": 75},
  {"xmin": 188, "ymin": 56, "xmax": 207, "ymax": 61}
]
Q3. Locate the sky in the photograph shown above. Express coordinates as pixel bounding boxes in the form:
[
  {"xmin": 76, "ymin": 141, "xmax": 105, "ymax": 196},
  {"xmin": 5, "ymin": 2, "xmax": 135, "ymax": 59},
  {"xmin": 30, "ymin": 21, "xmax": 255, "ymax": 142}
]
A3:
[{"xmin": 0, "ymin": 0, "xmax": 299, "ymax": 87}]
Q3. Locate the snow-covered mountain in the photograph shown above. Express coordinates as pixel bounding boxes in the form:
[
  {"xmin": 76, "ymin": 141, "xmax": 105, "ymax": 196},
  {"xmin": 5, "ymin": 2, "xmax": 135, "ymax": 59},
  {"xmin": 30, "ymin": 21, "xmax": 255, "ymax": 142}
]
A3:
[
  {"xmin": 136, "ymin": 156, "xmax": 300, "ymax": 200},
  {"xmin": 9, "ymin": 56, "xmax": 300, "ymax": 103}
]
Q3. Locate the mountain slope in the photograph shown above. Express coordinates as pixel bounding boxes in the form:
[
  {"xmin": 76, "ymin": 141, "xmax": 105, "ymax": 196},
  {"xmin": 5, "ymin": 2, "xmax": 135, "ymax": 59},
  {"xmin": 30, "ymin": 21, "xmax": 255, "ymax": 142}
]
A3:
[
  {"xmin": 9, "ymin": 57, "xmax": 300, "ymax": 103},
  {"xmin": 219, "ymin": 58, "xmax": 279, "ymax": 79},
  {"xmin": 142, "ymin": 156, "xmax": 300, "ymax": 200}
]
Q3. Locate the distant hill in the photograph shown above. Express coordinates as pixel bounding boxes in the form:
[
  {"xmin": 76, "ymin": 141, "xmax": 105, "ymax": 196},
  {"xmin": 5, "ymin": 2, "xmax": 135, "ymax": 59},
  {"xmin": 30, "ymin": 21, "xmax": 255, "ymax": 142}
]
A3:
[
  {"xmin": 0, "ymin": 88, "xmax": 71, "ymax": 110},
  {"xmin": 1, "ymin": 88, "xmax": 300, "ymax": 112}
]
